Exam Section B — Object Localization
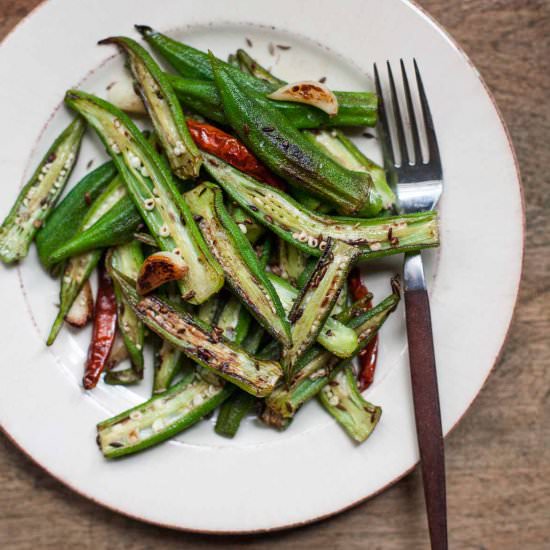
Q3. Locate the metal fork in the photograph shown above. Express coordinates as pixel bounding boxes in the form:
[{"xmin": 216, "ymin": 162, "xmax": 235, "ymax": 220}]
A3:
[{"xmin": 374, "ymin": 60, "xmax": 447, "ymax": 550}]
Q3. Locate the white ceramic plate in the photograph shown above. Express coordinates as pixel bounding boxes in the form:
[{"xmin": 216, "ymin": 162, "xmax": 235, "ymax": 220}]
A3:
[{"xmin": 0, "ymin": 0, "xmax": 523, "ymax": 533}]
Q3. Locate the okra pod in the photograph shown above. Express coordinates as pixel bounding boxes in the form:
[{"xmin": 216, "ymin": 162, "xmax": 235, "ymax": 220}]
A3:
[
  {"xmin": 214, "ymin": 389, "xmax": 256, "ymax": 438},
  {"xmin": 100, "ymin": 36, "xmax": 201, "ymax": 179},
  {"xmin": 185, "ymin": 183, "xmax": 291, "ymax": 346},
  {"xmin": 137, "ymin": 27, "xmax": 378, "ymax": 128},
  {"xmin": 263, "ymin": 288, "xmax": 399, "ymax": 424},
  {"xmin": 216, "ymin": 295, "xmax": 252, "ymax": 346},
  {"xmin": 209, "ymin": 54, "xmax": 377, "ymax": 215},
  {"xmin": 36, "ymin": 161, "xmax": 117, "ymax": 269},
  {"xmin": 65, "ymin": 90, "xmax": 223, "ymax": 304},
  {"xmin": 97, "ymin": 370, "xmax": 233, "ymax": 458},
  {"xmin": 48, "ymin": 194, "xmax": 142, "ymax": 263},
  {"xmin": 47, "ymin": 176, "xmax": 129, "ymax": 345},
  {"xmin": 318, "ymin": 366, "xmax": 381, "ymax": 443},
  {"xmin": 268, "ymin": 273, "xmax": 357, "ymax": 358},
  {"xmin": 283, "ymin": 239, "xmax": 360, "ymax": 377},
  {"xmin": 202, "ymin": 153, "xmax": 439, "ymax": 258},
  {"xmin": 110, "ymin": 270, "xmax": 282, "ymax": 397},
  {"xmin": 0, "ymin": 117, "xmax": 85, "ymax": 264},
  {"xmin": 305, "ymin": 129, "xmax": 395, "ymax": 211},
  {"xmin": 104, "ymin": 242, "xmax": 145, "ymax": 385}
]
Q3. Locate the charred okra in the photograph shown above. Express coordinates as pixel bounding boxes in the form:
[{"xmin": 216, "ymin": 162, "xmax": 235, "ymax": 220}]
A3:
[{"xmin": 65, "ymin": 90, "xmax": 223, "ymax": 304}]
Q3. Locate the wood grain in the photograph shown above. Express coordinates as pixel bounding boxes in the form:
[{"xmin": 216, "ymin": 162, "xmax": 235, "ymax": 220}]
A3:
[{"xmin": 1, "ymin": 1, "xmax": 549, "ymax": 548}]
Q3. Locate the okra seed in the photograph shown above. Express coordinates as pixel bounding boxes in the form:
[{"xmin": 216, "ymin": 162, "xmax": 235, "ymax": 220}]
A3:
[
  {"xmin": 129, "ymin": 411, "xmax": 143, "ymax": 421},
  {"xmin": 152, "ymin": 418, "xmax": 165, "ymax": 433},
  {"xmin": 113, "ymin": 118, "xmax": 121, "ymax": 129},
  {"xmin": 319, "ymin": 241, "xmax": 328, "ymax": 251},
  {"xmin": 328, "ymin": 395, "xmax": 340, "ymax": 406},
  {"xmin": 238, "ymin": 223, "xmax": 248, "ymax": 234},
  {"xmin": 159, "ymin": 225, "xmax": 170, "ymax": 237},
  {"xmin": 193, "ymin": 394, "xmax": 204, "ymax": 407},
  {"xmin": 370, "ymin": 242, "xmax": 382, "ymax": 251},
  {"xmin": 140, "ymin": 166, "xmax": 149, "ymax": 178},
  {"xmin": 144, "ymin": 198, "xmax": 156, "ymax": 211},
  {"xmin": 128, "ymin": 152, "xmax": 141, "ymax": 168},
  {"xmin": 111, "ymin": 143, "xmax": 121, "ymax": 154},
  {"xmin": 173, "ymin": 248, "xmax": 182, "ymax": 256},
  {"xmin": 308, "ymin": 237, "xmax": 319, "ymax": 248}
]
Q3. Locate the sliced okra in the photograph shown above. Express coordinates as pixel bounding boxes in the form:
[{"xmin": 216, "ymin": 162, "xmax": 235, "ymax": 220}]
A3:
[
  {"xmin": 283, "ymin": 239, "xmax": 360, "ymax": 379},
  {"xmin": 100, "ymin": 36, "xmax": 201, "ymax": 179},
  {"xmin": 318, "ymin": 366, "xmax": 382, "ymax": 443},
  {"xmin": 185, "ymin": 182, "xmax": 291, "ymax": 346},
  {"xmin": 202, "ymin": 153, "xmax": 439, "ymax": 258},
  {"xmin": 65, "ymin": 90, "xmax": 223, "ymax": 304},
  {"xmin": 0, "ymin": 117, "xmax": 85, "ymax": 264},
  {"xmin": 110, "ymin": 269, "xmax": 282, "ymax": 397}
]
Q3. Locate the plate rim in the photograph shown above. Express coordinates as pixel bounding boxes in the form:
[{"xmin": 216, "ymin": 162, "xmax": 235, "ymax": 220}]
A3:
[{"xmin": 0, "ymin": 0, "xmax": 525, "ymax": 535}]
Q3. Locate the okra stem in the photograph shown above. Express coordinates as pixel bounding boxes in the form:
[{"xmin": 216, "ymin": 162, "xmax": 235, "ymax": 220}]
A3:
[{"xmin": 0, "ymin": 117, "xmax": 86, "ymax": 264}]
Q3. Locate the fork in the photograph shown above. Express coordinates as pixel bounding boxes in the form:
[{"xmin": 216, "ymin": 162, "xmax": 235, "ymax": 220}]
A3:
[{"xmin": 374, "ymin": 60, "xmax": 447, "ymax": 550}]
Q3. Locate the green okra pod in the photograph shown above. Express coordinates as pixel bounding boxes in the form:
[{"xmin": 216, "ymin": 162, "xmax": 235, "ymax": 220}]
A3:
[
  {"xmin": 65, "ymin": 90, "xmax": 223, "ymax": 304},
  {"xmin": 137, "ymin": 26, "xmax": 378, "ymax": 129},
  {"xmin": 283, "ymin": 239, "xmax": 360, "ymax": 378},
  {"xmin": 104, "ymin": 242, "xmax": 145, "ymax": 385},
  {"xmin": 110, "ymin": 270, "xmax": 283, "ymax": 397},
  {"xmin": 209, "ymin": 54, "xmax": 378, "ymax": 216},
  {"xmin": 202, "ymin": 153, "xmax": 439, "ymax": 258},
  {"xmin": 185, "ymin": 182, "xmax": 291, "ymax": 346},
  {"xmin": 36, "ymin": 161, "xmax": 117, "ymax": 269},
  {"xmin": 97, "ymin": 370, "xmax": 233, "ymax": 458},
  {"xmin": 0, "ymin": 117, "xmax": 86, "ymax": 264},
  {"xmin": 235, "ymin": 48, "xmax": 284, "ymax": 86},
  {"xmin": 47, "ymin": 176, "xmax": 129, "ymax": 345},
  {"xmin": 268, "ymin": 272, "xmax": 357, "ymax": 358},
  {"xmin": 100, "ymin": 36, "xmax": 201, "ymax": 179},
  {"xmin": 277, "ymin": 238, "xmax": 308, "ymax": 286},
  {"xmin": 318, "ymin": 366, "xmax": 381, "ymax": 443},
  {"xmin": 263, "ymin": 287, "xmax": 399, "ymax": 425},
  {"xmin": 305, "ymin": 129, "xmax": 395, "ymax": 211}
]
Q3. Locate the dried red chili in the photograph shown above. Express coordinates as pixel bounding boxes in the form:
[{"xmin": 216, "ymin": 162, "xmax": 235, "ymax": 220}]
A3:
[
  {"xmin": 186, "ymin": 119, "xmax": 286, "ymax": 190},
  {"xmin": 83, "ymin": 259, "xmax": 117, "ymax": 389},
  {"xmin": 349, "ymin": 267, "xmax": 379, "ymax": 391}
]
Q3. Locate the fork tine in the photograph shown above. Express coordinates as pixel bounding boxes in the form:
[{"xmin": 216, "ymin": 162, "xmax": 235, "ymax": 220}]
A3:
[
  {"xmin": 373, "ymin": 63, "xmax": 395, "ymax": 168},
  {"xmin": 413, "ymin": 59, "xmax": 441, "ymax": 168},
  {"xmin": 386, "ymin": 61, "xmax": 409, "ymax": 166},
  {"xmin": 400, "ymin": 59, "xmax": 423, "ymax": 165}
]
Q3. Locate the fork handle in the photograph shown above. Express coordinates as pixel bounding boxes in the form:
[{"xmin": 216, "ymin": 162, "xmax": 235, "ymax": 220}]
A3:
[{"xmin": 404, "ymin": 288, "xmax": 448, "ymax": 550}]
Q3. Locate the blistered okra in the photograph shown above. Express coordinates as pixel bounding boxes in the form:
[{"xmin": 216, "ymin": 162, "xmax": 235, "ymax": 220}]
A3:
[
  {"xmin": 283, "ymin": 239, "xmax": 360, "ymax": 378},
  {"xmin": 185, "ymin": 182, "xmax": 291, "ymax": 346},
  {"xmin": 0, "ymin": 117, "xmax": 85, "ymax": 264},
  {"xmin": 111, "ymin": 270, "xmax": 282, "ymax": 397},
  {"xmin": 65, "ymin": 90, "xmax": 223, "ymax": 304},
  {"xmin": 263, "ymin": 289, "xmax": 399, "ymax": 425},
  {"xmin": 100, "ymin": 36, "xmax": 201, "ymax": 179},
  {"xmin": 97, "ymin": 370, "xmax": 233, "ymax": 458},
  {"xmin": 202, "ymin": 154, "xmax": 439, "ymax": 258},
  {"xmin": 209, "ymin": 54, "xmax": 378, "ymax": 215},
  {"xmin": 318, "ymin": 366, "xmax": 381, "ymax": 443}
]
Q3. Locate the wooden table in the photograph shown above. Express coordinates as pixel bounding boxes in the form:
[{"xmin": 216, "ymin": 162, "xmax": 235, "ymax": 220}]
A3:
[{"xmin": 1, "ymin": 1, "xmax": 548, "ymax": 548}]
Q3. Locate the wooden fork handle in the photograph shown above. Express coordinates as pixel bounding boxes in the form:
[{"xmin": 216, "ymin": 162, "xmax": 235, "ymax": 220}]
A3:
[{"xmin": 404, "ymin": 288, "xmax": 448, "ymax": 550}]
